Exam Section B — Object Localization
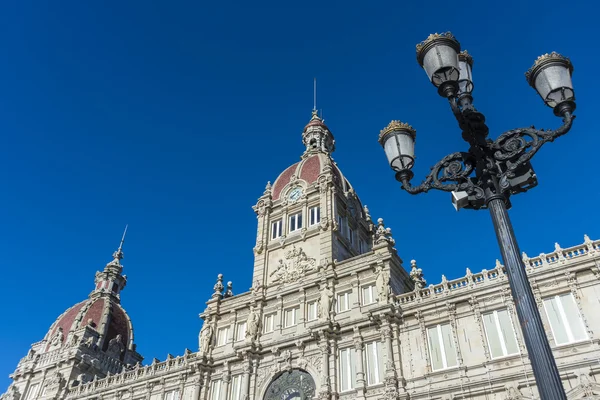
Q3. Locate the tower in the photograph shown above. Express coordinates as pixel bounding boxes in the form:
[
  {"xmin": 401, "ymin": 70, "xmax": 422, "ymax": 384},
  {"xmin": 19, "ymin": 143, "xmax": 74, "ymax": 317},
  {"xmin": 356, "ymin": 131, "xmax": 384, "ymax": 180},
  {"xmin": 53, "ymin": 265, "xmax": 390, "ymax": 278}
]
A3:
[
  {"xmin": 4, "ymin": 240, "xmax": 143, "ymax": 400},
  {"xmin": 251, "ymin": 110, "xmax": 390, "ymax": 292}
]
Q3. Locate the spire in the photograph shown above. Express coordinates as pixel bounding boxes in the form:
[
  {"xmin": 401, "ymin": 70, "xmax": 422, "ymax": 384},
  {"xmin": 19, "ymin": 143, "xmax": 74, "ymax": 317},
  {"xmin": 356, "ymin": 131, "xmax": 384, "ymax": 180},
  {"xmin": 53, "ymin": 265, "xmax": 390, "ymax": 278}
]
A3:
[{"xmin": 107, "ymin": 225, "xmax": 128, "ymax": 269}]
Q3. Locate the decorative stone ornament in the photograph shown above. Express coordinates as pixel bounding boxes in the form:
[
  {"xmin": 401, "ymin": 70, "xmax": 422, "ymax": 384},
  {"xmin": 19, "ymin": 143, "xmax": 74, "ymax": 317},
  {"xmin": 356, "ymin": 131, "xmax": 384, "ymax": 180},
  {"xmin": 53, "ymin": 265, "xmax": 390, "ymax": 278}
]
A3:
[
  {"xmin": 374, "ymin": 218, "xmax": 395, "ymax": 247},
  {"xmin": 245, "ymin": 306, "xmax": 261, "ymax": 345},
  {"xmin": 318, "ymin": 283, "xmax": 334, "ymax": 320},
  {"xmin": 48, "ymin": 327, "xmax": 64, "ymax": 351},
  {"xmin": 409, "ymin": 260, "xmax": 427, "ymax": 290},
  {"xmin": 212, "ymin": 274, "xmax": 224, "ymax": 299},
  {"xmin": 270, "ymin": 246, "xmax": 316, "ymax": 284},
  {"xmin": 198, "ymin": 317, "xmax": 213, "ymax": 355},
  {"xmin": 375, "ymin": 265, "xmax": 391, "ymax": 303}
]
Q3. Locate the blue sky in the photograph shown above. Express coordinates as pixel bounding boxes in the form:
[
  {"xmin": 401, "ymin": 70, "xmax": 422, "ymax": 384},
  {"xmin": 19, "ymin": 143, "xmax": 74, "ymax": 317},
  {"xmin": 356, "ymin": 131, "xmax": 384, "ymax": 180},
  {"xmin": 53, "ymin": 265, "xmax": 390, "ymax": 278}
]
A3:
[{"xmin": 0, "ymin": 0, "xmax": 597, "ymax": 389}]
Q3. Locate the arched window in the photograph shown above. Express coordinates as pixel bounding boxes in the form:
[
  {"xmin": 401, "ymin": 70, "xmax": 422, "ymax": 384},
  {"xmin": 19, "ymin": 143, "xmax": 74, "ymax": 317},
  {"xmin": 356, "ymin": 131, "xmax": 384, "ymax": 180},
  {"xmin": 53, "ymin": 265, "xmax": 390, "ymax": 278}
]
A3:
[{"xmin": 263, "ymin": 369, "xmax": 315, "ymax": 400}]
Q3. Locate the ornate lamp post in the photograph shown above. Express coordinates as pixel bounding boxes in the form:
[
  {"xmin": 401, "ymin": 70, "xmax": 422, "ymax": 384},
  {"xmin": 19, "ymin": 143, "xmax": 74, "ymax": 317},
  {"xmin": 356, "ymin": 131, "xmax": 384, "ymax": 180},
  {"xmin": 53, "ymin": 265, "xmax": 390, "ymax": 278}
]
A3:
[{"xmin": 379, "ymin": 32, "xmax": 575, "ymax": 400}]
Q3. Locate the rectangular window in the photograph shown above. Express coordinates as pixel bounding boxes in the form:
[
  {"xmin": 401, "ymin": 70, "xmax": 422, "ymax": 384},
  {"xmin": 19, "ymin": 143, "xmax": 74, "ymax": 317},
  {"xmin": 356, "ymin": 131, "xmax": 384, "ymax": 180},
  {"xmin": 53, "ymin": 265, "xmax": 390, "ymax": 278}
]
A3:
[
  {"xmin": 482, "ymin": 309, "xmax": 519, "ymax": 358},
  {"xmin": 338, "ymin": 348, "xmax": 356, "ymax": 391},
  {"xmin": 271, "ymin": 220, "xmax": 282, "ymax": 240},
  {"xmin": 337, "ymin": 292, "xmax": 351, "ymax": 313},
  {"xmin": 310, "ymin": 206, "xmax": 321, "ymax": 226},
  {"xmin": 209, "ymin": 380, "xmax": 222, "ymax": 400},
  {"xmin": 543, "ymin": 293, "xmax": 588, "ymax": 345},
  {"xmin": 216, "ymin": 326, "xmax": 229, "ymax": 347},
  {"xmin": 427, "ymin": 323, "xmax": 458, "ymax": 371},
  {"xmin": 289, "ymin": 212, "xmax": 303, "ymax": 232},
  {"xmin": 165, "ymin": 390, "xmax": 179, "ymax": 400},
  {"xmin": 337, "ymin": 214, "xmax": 345, "ymax": 237},
  {"xmin": 235, "ymin": 322, "xmax": 247, "ymax": 342},
  {"xmin": 263, "ymin": 313, "xmax": 275, "ymax": 333},
  {"xmin": 362, "ymin": 285, "xmax": 376, "ymax": 305},
  {"xmin": 307, "ymin": 301, "xmax": 318, "ymax": 321},
  {"xmin": 359, "ymin": 239, "xmax": 368, "ymax": 253},
  {"xmin": 348, "ymin": 227, "xmax": 354, "ymax": 244},
  {"xmin": 284, "ymin": 308, "xmax": 298, "ymax": 328},
  {"xmin": 27, "ymin": 384, "xmax": 40, "ymax": 400},
  {"xmin": 229, "ymin": 375, "xmax": 242, "ymax": 400},
  {"xmin": 364, "ymin": 341, "xmax": 384, "ymax": 385}
]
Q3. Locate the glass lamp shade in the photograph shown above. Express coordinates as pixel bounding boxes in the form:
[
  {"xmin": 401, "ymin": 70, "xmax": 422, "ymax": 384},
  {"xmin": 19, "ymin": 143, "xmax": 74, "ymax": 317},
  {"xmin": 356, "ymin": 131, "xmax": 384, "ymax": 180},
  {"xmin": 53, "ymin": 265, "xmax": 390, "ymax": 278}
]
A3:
[
  {"xmin": 526, "ymin": 52, "xmax": 575, "ymax": 110},
  {"xmin": 416, "ymin": 32, "xmax": 461, "ymax": 87},
  {"xmin": 458, "ymin": 50, "xmax": 474, "ymax": 94},
  {"xmin": 379, "ymin": 121, "xmax": 416, "ymax": 172}
]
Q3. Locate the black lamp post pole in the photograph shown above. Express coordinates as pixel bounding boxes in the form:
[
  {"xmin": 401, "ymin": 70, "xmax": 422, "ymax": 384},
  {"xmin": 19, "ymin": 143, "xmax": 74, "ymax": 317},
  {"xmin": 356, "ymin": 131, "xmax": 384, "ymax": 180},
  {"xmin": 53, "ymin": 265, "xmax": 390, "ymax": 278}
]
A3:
[
  {"xmin": 487, "ymin": 194, "xmax": 567, "ymax": 400},
  {"xmin": 379, "ymin": 33, "xmax": 576, "ymax": 399}
]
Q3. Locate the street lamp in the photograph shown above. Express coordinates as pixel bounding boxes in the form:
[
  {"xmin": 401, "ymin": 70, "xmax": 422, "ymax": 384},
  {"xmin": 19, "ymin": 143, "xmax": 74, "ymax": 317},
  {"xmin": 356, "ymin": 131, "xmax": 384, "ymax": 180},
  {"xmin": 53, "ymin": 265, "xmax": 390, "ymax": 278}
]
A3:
[{"xmin": 379, "ymin": 32, "xmax": 575, "ymax": 400}]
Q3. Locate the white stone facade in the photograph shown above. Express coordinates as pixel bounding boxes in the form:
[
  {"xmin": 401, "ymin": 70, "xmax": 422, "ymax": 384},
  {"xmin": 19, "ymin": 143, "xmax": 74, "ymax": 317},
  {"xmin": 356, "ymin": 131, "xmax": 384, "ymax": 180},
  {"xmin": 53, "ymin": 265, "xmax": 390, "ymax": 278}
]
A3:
[{"xmin": 3, "ymin": 113, "xmax": 600, "ymax": 400}]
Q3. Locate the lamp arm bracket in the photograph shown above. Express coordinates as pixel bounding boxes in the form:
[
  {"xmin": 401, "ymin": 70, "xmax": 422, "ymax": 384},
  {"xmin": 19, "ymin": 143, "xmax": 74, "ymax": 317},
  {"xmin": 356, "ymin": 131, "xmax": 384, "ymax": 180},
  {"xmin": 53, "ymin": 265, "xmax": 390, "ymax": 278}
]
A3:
[
  {"xmin": 492, "ymin": 113, "xmax": 575, "ymax": 180},
  {"xmin": 401, "ymin": 151, "xmax": 478, "ymax": 195}
]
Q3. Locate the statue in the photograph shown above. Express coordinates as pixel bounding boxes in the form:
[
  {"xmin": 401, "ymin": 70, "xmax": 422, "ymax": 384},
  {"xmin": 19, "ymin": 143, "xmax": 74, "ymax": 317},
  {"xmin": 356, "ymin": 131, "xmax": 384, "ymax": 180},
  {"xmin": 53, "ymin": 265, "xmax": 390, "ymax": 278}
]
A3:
[
  {"xmin": 375, "ymin": 265, "xmax": 390, "ymax": 303},
  {"xmin": 106, "ymin": 334, "xmax": 125, "ymax": 359},
  {"xmin": 319, "ymin": 283, "xmax": 334, "ymax": 320},
  {"xmin": 246, "ymin": 306, "xmax": 261, "ymax": 344},
  {"xmin": 199, "ymin": 320, "xmax": 213, "ymax": 354},
  {"xmin": 48, "ymin": 327, "xmax": 64, "ymax": 351}
]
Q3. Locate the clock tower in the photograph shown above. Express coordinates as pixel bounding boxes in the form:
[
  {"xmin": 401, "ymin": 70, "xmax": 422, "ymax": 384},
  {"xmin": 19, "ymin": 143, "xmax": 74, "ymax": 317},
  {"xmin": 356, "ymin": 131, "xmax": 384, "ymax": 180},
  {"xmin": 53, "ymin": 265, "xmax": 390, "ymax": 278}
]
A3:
[{"xmin": 251, "ymin": 110, "xmax": 375, "ymax": 293}]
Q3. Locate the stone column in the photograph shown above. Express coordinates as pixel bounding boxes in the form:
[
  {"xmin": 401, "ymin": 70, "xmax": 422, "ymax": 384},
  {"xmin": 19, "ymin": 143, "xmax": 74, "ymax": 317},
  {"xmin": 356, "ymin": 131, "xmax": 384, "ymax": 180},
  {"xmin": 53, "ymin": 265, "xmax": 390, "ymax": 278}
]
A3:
[
  {"xmin": 353, "ymin": 331, "xmax": 366, "ymax": 399},
  {"xmin": 241, "ymin": 358, "xmax": 252, "ymax": 400},
  {"xmin": 192, "ymin": 376, "xmax": 201, "ymax": 400},
  {"xmin": 220, "ymin": 364, "xmax": 230, "ymax": 400},
  {"xmin": 381, "ymin": 320, "xmax": 399, "ymax": 400},
  {"xmin": 248, "ymin": 359, "xmax": 259, "ymax": 400},
  {"xmin": 199, "ymin": 372, "xmax": 210, "ymax": 400},
  {"xmin": 329, "ymin": 337, "xmax": 338, "ymax": 396},
  {"xmin": 391, "ymin": 323, "xmax": 405, "ymax": 391},
  {"xmin": 318, "ymin": 336, "xmax": 330, "ymax": 399}
]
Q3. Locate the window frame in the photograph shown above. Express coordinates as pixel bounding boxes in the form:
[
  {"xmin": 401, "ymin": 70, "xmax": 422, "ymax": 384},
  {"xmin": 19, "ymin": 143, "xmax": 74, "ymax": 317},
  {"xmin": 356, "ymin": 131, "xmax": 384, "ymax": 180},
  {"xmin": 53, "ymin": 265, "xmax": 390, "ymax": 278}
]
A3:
[
  {"xmin": 216, "ymin": 326, "xmax": 229, "ymax": 347},
  {"xmin": 271, "ymin": 219, "xmax": 282, "ymax": 240},
  {"xmin": 289, "ymin": 212, "xmax": 303, "ymax": 233},
  {"xmin": 228, "ymin": 375, "xmax": 242, "ymax": 400},
  {"xmin": 363, "ymin": 341, "xmax": 384, "ymax": 386},
  {"xmin": 361, "ymin": 285, "xmax": 376, "ymax": 306},
  {"xmin": 481, "ymin": 309, "xmax": 520, "ymax": 359},
  {"xmin": 337, "ymin": 291, "xmax": 351, "ymax": 313},
  {"xmin": 543, "ymin": 293, "xmax": 588, "ymax": 346},
  {"xmin": 165, "ymin": 390, "xmax": 180, "ymax": 400},
  {"xmin": 338, "ymin": 347, "xmax": 356, "ymax": 392},
  {"xmin": 307, "ymin": 301, "xmax": 318, "ymax": 321},
  {"xmin": 283, "ymin": 307, "xmax": 298, "ymax": 328},
  {"xmin": 426, "ymin": 323, "xmax": 458, "ymax": 371},
  {"xmin": 209, "ymin": 380, "xmax": 222, "ymax": 400},
  {"xmin": 26, "ymin": 383, "xmax": 40, "ymax": 400},
  {"xmin": 309, "ymin": 206, "xmax": 321, "ymax": 226},
  {"xmin": 263, "ymin": 313, "xmax": 275, "ymax": 333},
  {"xmin": 235, "ymin": 322, "xmax": 247, "ymax": 342}
]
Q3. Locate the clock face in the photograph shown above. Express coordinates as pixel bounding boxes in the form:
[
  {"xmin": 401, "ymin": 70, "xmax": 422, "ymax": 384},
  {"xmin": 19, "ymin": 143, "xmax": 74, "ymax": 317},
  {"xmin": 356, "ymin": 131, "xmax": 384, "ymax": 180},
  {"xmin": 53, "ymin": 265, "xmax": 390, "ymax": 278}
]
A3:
[{"xmin": 288, "ymin": 187, "xmax": 303, "ymax": 201}]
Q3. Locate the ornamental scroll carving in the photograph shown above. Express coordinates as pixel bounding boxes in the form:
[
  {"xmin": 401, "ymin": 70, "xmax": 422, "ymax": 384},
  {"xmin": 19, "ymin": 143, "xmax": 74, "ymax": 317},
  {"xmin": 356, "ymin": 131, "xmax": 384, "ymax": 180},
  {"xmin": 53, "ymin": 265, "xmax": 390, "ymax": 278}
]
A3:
[{"xmin": 270, "ymin": 246, "xmax": 316, "ymax": 284}]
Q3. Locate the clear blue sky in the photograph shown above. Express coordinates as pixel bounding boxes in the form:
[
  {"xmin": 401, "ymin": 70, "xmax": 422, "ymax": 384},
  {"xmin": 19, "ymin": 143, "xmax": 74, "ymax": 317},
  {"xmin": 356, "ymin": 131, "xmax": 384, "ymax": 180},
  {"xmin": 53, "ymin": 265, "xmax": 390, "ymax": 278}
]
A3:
[{"xmin": 1, "ymin": 0, "xmax": 597, "ymax": 389}]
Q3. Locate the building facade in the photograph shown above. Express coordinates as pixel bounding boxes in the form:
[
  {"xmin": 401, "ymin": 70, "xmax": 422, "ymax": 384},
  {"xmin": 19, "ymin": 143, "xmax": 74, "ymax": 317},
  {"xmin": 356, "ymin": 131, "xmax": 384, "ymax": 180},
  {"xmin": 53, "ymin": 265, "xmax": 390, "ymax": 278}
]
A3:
[{"xmin": 3, "ymin": 112, "xmax": 600, "ymax": 400}]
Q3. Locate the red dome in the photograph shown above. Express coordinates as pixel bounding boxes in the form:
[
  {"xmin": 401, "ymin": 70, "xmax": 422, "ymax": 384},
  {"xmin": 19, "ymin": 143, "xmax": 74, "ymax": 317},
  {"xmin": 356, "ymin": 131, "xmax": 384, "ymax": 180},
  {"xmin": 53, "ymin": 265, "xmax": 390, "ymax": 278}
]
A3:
[{"xmin": 271, "ymin": 153, "xmax": 355, "ymax": 201}]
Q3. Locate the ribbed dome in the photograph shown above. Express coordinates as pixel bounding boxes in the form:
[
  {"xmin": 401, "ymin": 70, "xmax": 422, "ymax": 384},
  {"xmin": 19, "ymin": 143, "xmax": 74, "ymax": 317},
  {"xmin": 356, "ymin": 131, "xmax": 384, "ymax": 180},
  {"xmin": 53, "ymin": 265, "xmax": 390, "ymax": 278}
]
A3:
[{"xmin": 43, "ymin": 297, "xmax": 133, "ymax": 353}]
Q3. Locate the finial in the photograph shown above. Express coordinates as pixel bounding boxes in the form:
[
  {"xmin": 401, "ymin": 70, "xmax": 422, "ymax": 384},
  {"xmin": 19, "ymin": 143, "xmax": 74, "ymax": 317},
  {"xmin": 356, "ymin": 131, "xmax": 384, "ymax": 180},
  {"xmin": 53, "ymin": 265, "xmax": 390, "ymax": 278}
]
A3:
[
  {"xmin": 224, "ymin": 281, "xmax": 234, "ymax": 298},
  {"xmin": 409, "ymin": 259, "xmax": 426, "ymax": 290},
  {"xmin": 374, "ymin": 218, "xmax": 395, "ymax": 246},
  {"xmin": 212, "ymin": 274, "xmax": 224, "ymax": 300},
  {"xmin": 107, "ymin": 225, "xmax": 128, "ymax": 267}
]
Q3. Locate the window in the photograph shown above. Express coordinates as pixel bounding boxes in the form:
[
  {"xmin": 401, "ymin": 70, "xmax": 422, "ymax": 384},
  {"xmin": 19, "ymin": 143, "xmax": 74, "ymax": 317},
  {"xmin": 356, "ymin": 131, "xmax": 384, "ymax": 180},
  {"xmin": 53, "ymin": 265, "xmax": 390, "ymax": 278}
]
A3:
[
  {"xmin": 348, "ymin": 227, "xmax": 354, "ymax": 244},
  {"xmin": 359, "ymin": 239, "xmax": 368, "ymax": 254},
  {"xmin": 543, "ymin": 293, "xmax": 588, "ymax": 345},
  {"xmin": 307, "ymin": 301, "xmax": 318, "ymax": 321},
  {"xmin": 26, "ymin": 384, "xmax": 40, "ymax": 400},
  {"xmin": 337, "ymin": 292, "xmax": 351, "ymax": 313},
  {"xmin": 165, "ymin": 390, "xmax": 179, "ymax": 400},
  {"xmin": 271, "ymin": 220, "xmax": 282, "ymax": 240},
  {"xmin": 229, "ymin": 375, "xmax": 242, "ymax": 400},
  {"xmin": 338, "ymin": 348, "xmax": 356, "ymax": 391},
  {"xmin": 362, "ymin": 285, "xmax": 376, "ymax": 305},
  {"xmin": 263, "ymin": 313, "xmax": 275, "ymax": 333},
  {"xmin": 235, "ymin": 322, "xmax": 247, "ymax": 342},
  {"xmin": 482, "ymin": 309, "xmax": 519, "ymax": 358},
  {"xmin": 310, "ymin": 206, "xmax": 321, "ymax": 226},
  {"xmin": 216, "ymin": 326, "xmax": 229, "ymax": 347},
  {"xmin": 284, "ymin": 308, "xmax": 298, "ymax": 327},
  {"xmin": 337, "ymin": 214, "xmax": 346, "ymax": 237},
  {"xmin": 289, "ymin": 212, "xmax": 302, "ymax": 232},
  {"xmin": 427, "ymin": 323, "xmax": 458, "ymax": 371},
  {"xmin": 364, "ymin": 341, "xmax": 384, "ymax": 385},
  {"xmin": 209, "ymin": 380, "xmax": 222, "ymax": 400}
]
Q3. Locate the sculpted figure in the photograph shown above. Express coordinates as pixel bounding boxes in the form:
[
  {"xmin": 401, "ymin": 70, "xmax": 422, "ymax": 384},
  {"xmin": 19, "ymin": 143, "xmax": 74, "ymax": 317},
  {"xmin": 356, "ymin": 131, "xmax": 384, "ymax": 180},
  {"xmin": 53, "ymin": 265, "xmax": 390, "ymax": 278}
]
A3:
[
  {"xmin": 319, "ymin": 283, "xmax": 334, "ymax": 320},
  {"xmin": 107, "ymin": 334, "xmax": 125, "ymax": 358},
  {"xmin": 199, "ymin": 320, "xmax": 213, "ymax": 354},
  {"xmin": 48, "ymin": 327, "xmax": 64, "ymax": 351},
  {"xmin": 375, "ymin": 266, "xmax": 390, "ymax": 303},
  {"xmin": 246, "ymin": 306, "xmax": 261, "ymax": 343}
]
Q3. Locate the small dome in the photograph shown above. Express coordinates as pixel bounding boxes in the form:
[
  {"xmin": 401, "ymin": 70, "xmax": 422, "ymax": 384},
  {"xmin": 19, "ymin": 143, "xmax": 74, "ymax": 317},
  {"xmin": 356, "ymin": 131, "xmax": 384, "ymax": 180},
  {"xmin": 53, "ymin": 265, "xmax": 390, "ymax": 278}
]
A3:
[
  {"xmin": 271, "ymin": 153, "xmax": 358, "ymax": 202},
  {"xmin": 43, "ymin": 295, "xmax": 134, "ymax": 354}
]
